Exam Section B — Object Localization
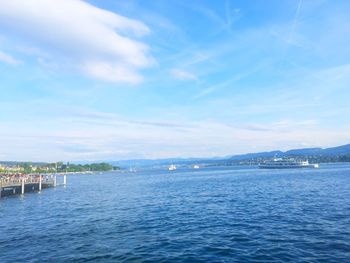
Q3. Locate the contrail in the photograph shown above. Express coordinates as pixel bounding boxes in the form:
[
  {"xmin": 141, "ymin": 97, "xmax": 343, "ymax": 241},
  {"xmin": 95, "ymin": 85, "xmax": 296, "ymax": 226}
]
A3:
[{"xmin": 288, "ymin": 0, "xmax": 303, "ymax": 44}]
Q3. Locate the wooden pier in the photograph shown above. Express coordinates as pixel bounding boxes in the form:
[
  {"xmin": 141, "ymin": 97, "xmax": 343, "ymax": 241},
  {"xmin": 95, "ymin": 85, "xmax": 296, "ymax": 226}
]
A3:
[{"xmin": 0, "ymin": 174, "xmax": 66, "ymax": 198}]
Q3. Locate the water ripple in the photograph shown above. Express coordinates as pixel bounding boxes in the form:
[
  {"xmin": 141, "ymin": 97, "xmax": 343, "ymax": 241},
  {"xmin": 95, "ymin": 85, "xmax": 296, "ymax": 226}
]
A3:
[{"xmin": 1, "ymin": 164, "xmax": 350, "ymax": 262}]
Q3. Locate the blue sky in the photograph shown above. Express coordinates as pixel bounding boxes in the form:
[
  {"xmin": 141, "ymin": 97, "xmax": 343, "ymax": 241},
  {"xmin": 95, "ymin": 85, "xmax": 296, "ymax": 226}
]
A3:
[{"xmin": 0, "ymin": 0, "xmax": 349, "ymax": 161}]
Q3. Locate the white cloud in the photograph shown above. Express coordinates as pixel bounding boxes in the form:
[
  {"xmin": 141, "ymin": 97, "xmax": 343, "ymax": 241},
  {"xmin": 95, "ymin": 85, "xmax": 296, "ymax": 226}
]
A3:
[
  {"xmin": 1, "ymin": 103, "xmax": 349, "ymax": 161},
  {"xmin": 82, "ymin": 61, "xmax": 144, "ymax": 85},
  {"xmin": 0, "ymin": 0, "xmax": 153, "ymax": 84},
  {"xmin": 170, "ymin": 68, "xmax": 197, "ymax": 81},
  {"xmin": 0, "ymin": 50, "xmax": 21, "ymax": 65}
]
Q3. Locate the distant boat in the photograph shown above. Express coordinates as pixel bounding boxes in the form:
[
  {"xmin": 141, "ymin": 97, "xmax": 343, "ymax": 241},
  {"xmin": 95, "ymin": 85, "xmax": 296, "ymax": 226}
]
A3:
[
  {"xmin": 259, "ymin": 158, "xmax": 319, "ymax": 169},
  {"xmin": 168, "ymin": 164, "xmax": 176, "ymax": 171},
  {"xmin": 129, "ymin": 167, "xmax": 137, "ymax": 172},
  {"xmin": 193, "ymin": 165, "xmax": 200, "ymax": 169}
]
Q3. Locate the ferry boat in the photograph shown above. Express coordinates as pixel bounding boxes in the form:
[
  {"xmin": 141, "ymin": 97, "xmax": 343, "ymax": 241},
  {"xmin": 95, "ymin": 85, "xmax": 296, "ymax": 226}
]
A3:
[
  {"xmin": 259, "ymin": 158, "xmax": 319, "ymax": 169},
  {"xmin": 168, "ymin": 164, "xmax": 176, "ymax": 171}
]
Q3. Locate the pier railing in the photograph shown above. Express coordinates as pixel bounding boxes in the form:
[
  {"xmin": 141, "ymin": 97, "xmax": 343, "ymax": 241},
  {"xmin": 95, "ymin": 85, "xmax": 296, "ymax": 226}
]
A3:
[
  {"xmin": 0, "ymin": 175, "xmax": 54, "ymax": 187},
  {"xmin": 0, "ymin": 174, "xmax": 66, "ymax": 198}
]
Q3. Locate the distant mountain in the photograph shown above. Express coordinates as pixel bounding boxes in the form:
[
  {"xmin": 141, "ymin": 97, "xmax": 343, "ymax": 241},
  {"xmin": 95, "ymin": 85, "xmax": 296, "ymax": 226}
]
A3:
[
  {"xmin": 109, "ymin": 157, "xmax": 217, "ymax": 168},
  {"xmin": 229, "ymin": 151, "xmax": 283, "ymax": 161},
  {"xmin": 79, "ymin": 143, "xmax": 350, "ymax": 168},
  {"xmin": 285, "ymin": 148, "xmax": 323, "ymax": 156},
  {"xmin": 228, "ymin": 143, "xmax": 350, "ymax": 161},
  {"xmin": 322, "ymin": 144, "xmax": 350, "ymax": 156}
]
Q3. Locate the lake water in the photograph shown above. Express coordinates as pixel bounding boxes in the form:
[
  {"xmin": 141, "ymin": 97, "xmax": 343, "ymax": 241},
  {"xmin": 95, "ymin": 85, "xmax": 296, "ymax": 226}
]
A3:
[{"xmin": 1, "ymin": 164, "xmax": 350, "ymax": 262}]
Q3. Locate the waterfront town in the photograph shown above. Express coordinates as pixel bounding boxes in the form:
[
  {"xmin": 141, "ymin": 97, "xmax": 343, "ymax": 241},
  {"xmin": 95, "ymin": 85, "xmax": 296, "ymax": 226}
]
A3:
[
  {"xmin": 0, "ymin": 162, "xmax": 118, "ymax": 174},
  {"xmin": 0, "ymin": 162, "xmax": 118, "ymax": 197}
]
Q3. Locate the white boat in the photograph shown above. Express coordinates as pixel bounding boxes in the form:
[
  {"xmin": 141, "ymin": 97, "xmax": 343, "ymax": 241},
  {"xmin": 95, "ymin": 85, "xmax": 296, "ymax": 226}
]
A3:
[
  {"xmin": 193, "ymin": 165, "xmax": 200, "ymax": 169},
  {"xmin": 129, "ymin": 167, "xmax": 137, "ymax": 173},
  {"xmin": 168, "ymin": 164, "xmax": 176, "ymax": 171},
  {"xmin": 259, "ymin": 158, "xmax": 319, "ymax": 169}
]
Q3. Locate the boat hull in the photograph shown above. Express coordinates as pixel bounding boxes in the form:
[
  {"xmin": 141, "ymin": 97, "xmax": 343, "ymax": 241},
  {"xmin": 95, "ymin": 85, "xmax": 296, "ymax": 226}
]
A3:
[{"xmin": 259, "ymin": 164, "xmax": 318, "ymax": 169}]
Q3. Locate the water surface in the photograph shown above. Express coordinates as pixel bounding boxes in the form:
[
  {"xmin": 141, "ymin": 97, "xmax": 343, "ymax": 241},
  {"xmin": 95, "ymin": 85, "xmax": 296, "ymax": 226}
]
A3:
[{"xmin": 1, "ymin": 164, "xmax": 350, "ymax": 262}]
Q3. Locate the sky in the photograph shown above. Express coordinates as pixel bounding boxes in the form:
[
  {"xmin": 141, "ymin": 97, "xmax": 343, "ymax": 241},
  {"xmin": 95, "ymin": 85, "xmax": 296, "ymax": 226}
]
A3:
[{"xmin": 0, "ymin": 0, "xmax": 349, "ymax": 162}]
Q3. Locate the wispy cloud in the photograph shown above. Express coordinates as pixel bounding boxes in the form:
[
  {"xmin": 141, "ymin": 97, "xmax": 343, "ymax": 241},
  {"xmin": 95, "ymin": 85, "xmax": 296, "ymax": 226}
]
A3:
[
  {"xmin": 193, "ymin": 67, "xmax": 261, "ymax": 99},
  {"xmin": 0, "ymin": 50, "xmax": 21, "ymax": 65},
  {"xmin": 0, "ymin": 0, "xmax": 153, "ymax": 84},
  {"xmin": 170, "ymin": 68, "xmax": 198, "ymax": 81},
  {"xmin": 0, "ymin": 102, "xmax": 348, "ymax": 161},
  {"xmin": 224, "ymin": 0, "xmax": 242, "ymax": 31},
  {"xmin": 1, "ymin": 120, "xmax": 348, "ymax": 162},
  {"xmin": 181, "ymin": 1, "xmax": 242, "ymax": 34}
]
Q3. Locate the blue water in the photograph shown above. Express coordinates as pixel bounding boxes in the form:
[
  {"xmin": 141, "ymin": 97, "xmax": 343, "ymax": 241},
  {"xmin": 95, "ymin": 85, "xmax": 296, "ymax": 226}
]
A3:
[{"xmin": 1, "ymin": 164, "xmax": 350, "ymax": 262}]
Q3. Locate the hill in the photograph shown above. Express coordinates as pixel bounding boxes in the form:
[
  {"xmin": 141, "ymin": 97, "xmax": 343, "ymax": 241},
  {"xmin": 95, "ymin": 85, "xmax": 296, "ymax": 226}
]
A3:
[{"xmin": 227, "ymin": 144, "xmax": 350, "ymax": 164}]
